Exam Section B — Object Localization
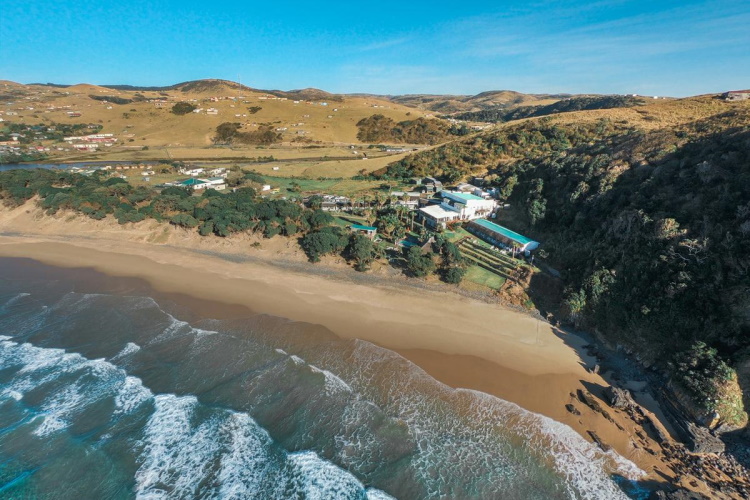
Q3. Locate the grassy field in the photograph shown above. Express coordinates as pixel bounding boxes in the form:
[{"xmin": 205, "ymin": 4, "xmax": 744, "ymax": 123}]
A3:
[
  {"xmin": 123, "ymin": 167, "xmax": 402, "ymax": 198},
  {"xmin": 462, "ymin": 265, "xmax": 506, "ymax": 290}
]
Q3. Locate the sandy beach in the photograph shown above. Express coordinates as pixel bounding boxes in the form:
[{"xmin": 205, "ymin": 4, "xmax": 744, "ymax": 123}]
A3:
[{"xmin": 0, "ymin": 202, "xmax": 716, "ymax": 493}]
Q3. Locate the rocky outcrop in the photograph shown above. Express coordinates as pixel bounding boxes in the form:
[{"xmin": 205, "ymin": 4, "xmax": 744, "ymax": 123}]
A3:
[
  {"xmin": 649, "ymin": 489, "xmax": 708, "ymax": 499},
  {"xmin": 606, "ymin": 386, "xmax": 637, "ymax": 410},
  {"xmin": 685, "ymin": 423, "xmax": 726, "ymax": 455}
]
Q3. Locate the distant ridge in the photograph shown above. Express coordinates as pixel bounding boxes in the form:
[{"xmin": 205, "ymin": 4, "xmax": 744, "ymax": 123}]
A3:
[{"xmin": 20, "ymin": 78, "xmax": 680, "ymax": 114}]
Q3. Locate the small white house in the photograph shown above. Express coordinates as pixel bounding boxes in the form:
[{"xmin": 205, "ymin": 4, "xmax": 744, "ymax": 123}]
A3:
[{"xmin": 179, "ymin": 167, "xmax": 205, "ymax": 177}]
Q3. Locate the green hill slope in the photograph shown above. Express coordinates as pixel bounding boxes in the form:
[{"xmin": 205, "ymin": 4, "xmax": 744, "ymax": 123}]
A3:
[{"xmin": 377, "ymin": 99, "xmax": 750, "ymax": 424}]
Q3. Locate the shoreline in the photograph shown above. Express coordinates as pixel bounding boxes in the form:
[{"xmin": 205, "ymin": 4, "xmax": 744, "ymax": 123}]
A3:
[{"xmin": 0, "ymin": 205, "xmax": 745, "ymax": 497}]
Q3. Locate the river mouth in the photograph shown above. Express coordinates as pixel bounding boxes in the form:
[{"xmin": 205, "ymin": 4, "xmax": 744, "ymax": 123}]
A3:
[{"xmin": 0, "ymin": 259, "xmax": 643, "ymax": 499}]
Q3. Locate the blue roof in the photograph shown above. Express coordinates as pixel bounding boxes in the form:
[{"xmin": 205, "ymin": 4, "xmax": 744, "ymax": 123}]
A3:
[
  {"xmin": 471, "ymin": 219, "xmax": 538, "ymax": 246},
  {"xmin": 351, "ymin": 223, "xmax": 377, "ymax": 231},
  {"xmin": 443, "ymin": 191, "xmax": 485, "ymax": 202},
  {"xmin": 179, "ymin": 178, "xmax": 207, "ymax": 186}
]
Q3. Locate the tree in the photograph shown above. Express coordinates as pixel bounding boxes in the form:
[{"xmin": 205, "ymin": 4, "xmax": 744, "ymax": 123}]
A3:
[
  {"xmin": 214, "ymin": 122, "xmax": 241, "ymax": 143},
  {"xmin": 171, "ymin": 102, "xmax": 197, "ymax": 115},
  {"xmin": 307, "ymin": 195, "xmax": 323, "ymax": 210},
  {"xmin": 300, "ymin": 227, "xmax": 347, "ymax": 262},
  {"xmin": 226, "ymin": 170, "xmax": 246, "ymax": 187},
  {"xmin": 499, "ymin": 175, "xmax": 518, "ymax": 200},
  {"xmin": 170, "ymin": 213, "xmax": 199, "ymax": 228},
  {"xmin": 306, "ymin": 209, "xmax": 333, "ymax": 230},
  {"xmin": 442, "ymin": 265, "xmax": 466, "ymax": 284},
  {"xmin": 404, "ymin": 246, "xmax": 435, "ymax": 277},
  {"xmin": 347, "ymin": 234, "xmax": 376, "ymax": 271},
  {"xmin": 672, "ymin": 342, "xmax": 734, "ymax": 411}
]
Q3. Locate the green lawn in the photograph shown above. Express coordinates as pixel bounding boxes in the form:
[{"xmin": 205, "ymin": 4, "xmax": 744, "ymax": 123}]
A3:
[{"xmin": 464, "ymin": 265, "xmax": 506, "ymax": 290}]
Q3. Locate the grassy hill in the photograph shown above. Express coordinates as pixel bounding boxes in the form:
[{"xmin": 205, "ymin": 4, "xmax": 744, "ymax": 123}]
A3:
[{"xmin": 0, "ymin": 80, "xmax": 432, "ymax": 161}]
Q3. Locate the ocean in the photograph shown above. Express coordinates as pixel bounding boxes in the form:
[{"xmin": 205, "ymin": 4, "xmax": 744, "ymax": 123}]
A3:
[{"xmin": 0, "ymin": 259, "xmax": 645, "ymax": 499}]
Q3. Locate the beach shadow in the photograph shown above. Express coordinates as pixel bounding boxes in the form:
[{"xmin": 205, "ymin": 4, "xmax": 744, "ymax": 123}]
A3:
[{"xmin": 548, "ymin": 324, "xmax": 684, "ymax": 444}]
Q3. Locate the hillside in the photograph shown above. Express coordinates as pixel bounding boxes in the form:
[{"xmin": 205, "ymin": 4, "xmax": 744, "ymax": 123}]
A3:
[
  {"xmin": 377, "ymin": 95, "xmax": 750, "ymax": 426},
  {"xmin": 451, "ymin": 95, "xmax": 647, "ymax": 123},
  {"xmin": 0, "ymin": 79, "xmax": 436, "ymax": 165},
  {"xmin": 383, "ymin": 90, "xmax": 573, "ymax": 113}
]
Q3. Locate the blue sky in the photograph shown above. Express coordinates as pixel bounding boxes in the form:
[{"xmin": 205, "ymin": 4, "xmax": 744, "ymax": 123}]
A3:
[{"xmin": 1, "ymin": 0, "xmax": 748, "ymax": 96}]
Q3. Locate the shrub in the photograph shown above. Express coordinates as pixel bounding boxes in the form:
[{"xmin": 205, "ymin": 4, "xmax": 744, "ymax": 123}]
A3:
[{"xmin": 171, "ymin": 102, "xmax": 197, "ymax": 115}]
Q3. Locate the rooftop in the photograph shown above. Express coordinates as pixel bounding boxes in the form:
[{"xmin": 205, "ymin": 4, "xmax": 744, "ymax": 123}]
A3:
[
  {"xmin": 471, "ymin": 219, "xmax": 538, "ymax": 246},
  {"xmin": 179, "ymin": 178, "xmax": 207, "ymax": 186},
  {"xmin": 442, "ymin": 191, "xmax": 485, "ymax": 202},
  {"xmin": 419, "ymin": 204, "xmax": 459, "ymax": 218}
]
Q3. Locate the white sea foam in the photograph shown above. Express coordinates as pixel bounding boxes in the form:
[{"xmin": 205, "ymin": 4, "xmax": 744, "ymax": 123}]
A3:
[
  {"xmin": 135, "ymin": 394, "xmax": 219, "ymax": 499},
  {"xmin": 309, "ymin": 364, "xmax": 353, "ymax": 396},
  {"xmin": 114, "ymin": 375, "xmax": 152, "ymax": 416},
  {"xmin": 215, "ymin": 412, "xmax": 282, "ymax": 499},
  {"xmin": 0, "ymin": 338, "xmax": 152, "ymax": 437},
  {"xmin": 366, "ymin": 489, "xmax": 397, "ymax": 500},
  {"xmin": 112, "ymin": 342, "xmax": 141, "ymax": 360},
  {"xmin": 288, "ymin": 451, "xmax": 368, "ymax": 500}
]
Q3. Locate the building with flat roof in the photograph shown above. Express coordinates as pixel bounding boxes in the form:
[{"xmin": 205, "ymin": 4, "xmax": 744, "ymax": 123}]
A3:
[
  {"xmin": 417, "ymin": 204, "xmax": 461, "ymax": 229},
  {"xmin": 439, "ymin": 191, "xmax": 496, "ymax": 220},
  {"xmin": 466, "ymin": 218, "xmax": 540, "ymax": 253}
]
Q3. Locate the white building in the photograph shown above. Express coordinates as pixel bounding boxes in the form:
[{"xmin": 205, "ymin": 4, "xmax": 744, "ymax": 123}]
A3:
[
  {"xmin": 179, "ymin": 167, "xmax": 205, "ymax": 176},
  {"xmin": 439, "ymin": 191, "xmax": 496, "ymax": 220},
  {"xmin": 417, "ymin": 204, "xmax": 461, "ymax": 229}
]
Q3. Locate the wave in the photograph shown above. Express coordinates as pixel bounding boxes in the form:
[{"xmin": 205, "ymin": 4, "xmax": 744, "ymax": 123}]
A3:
[
  {"xmin": 0, "ymin": 281, "xmax": 647, "ymax": 499},
  {"xmin": 0, "ymin": 337, "xmax": 389, "ymax": 499}
]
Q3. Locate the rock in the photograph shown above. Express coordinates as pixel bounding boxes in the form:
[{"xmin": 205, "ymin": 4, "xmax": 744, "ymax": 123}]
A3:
[
  {"xmin": 649, "ymin": 489, "xmax": 709, "ymax": 499},
  {"xmin": 565, "ymin": 404, "xmax": 581, "ymax": 416},
  {"xmin": 577, "ymin": 389, "xmax": 615, "ymax": 422},
  {"xmin": 605, "ymin": 386, "xmax": 635, "ymax": 410},
  {"xmin": 644, "ymin": 415, "xmax": 670, "ymax": 444},
  {"xmin": 587, "ymin": 430, "xmax": 611, "ymax": 452},
  {"xmin": 686, "ymin": 422, "xmax": 725, "ymax": 455}
]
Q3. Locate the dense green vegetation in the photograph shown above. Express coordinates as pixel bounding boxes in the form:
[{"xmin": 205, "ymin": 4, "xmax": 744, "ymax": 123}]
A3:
[
  {"xmin": 451, "ymin": 95, "xmax": 644, "ymax": 124},
  {"xmin": 377, "ymin": 107, "xmax": 750, "ymax": 421},
  {"xmin": 213, "ymin": 122, "xmax": 282, "ymax": 145},
  {"xmin": 356, "ymin": 114, "xmax": 469, "ymax": 145},
  {"xmin": 171, "ymin": 102, "xmax": 197, "ymax": 115},
  {"xmin": 0, "ymin": 169, "xmax": 324, "ymax": 239},
  {"xmin": 89, "ymin": 94, "xmax": 135, "ymax": 105}
]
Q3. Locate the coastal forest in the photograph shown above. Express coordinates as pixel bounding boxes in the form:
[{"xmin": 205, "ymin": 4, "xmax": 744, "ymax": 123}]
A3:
[{"xmin": 376, "ymin": 104, "xmax": 750, "ymax": 424}]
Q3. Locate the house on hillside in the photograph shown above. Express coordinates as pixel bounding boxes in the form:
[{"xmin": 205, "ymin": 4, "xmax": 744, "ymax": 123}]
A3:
[
  {"xmin": 177, "ymin": 178, "xmax": 209, "ymax": 190},
  {"xmin": 350, "ymin": 223, "xmax": 377, "ymax": 240},
  {"xmin": 203, "ymin": 177, "xmax": 227, "ymax": 190},
  {"xmin": 466, "ymin": 219, "xmax": 539, "ymax": 254},
  {"xmin": 179, "ymin": 167, "xmax": 204, "ymax": 176},
  {"xmin": 389, "ymin": 191, "xmax": 421, "ymax": 210},
  {"xmin": 723, "ymin": 90, "xmax": 750, "ymax": 101},
  {"xmin": 418, "ymin": 177, "xmax": 443, "ymax": 193}
]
